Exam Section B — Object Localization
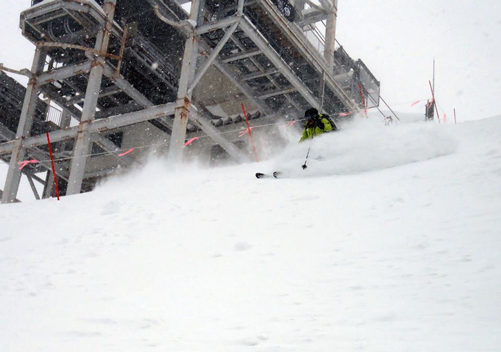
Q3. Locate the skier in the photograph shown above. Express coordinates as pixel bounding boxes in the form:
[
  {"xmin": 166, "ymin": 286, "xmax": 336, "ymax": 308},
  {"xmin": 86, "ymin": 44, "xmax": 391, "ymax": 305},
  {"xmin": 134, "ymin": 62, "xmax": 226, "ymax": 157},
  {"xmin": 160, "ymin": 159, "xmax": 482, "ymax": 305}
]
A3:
[
  {"xmin": 299, "ymin": 108, "xmax": 335, "ymax": 142},
  {"xmin": 256, "ymin": 108, "xmax": 336, "ymax": 178}
]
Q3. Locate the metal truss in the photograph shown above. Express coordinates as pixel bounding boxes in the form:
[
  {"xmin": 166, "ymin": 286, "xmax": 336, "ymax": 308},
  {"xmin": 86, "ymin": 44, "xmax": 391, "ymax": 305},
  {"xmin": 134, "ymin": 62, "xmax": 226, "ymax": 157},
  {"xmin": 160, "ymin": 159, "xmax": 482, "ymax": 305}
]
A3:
[{"xmin": 2, "ymin": 0, "xmax": 372, "ymax": 203}]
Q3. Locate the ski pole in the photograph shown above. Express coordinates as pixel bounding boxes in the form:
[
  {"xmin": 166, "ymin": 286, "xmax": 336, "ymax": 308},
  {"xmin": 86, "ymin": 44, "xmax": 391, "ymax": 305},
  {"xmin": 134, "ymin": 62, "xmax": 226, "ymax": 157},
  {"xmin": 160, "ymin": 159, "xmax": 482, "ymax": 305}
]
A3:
[{"xmin": 302, "ymin": 146, "xmax": 311, "ymax": 170}]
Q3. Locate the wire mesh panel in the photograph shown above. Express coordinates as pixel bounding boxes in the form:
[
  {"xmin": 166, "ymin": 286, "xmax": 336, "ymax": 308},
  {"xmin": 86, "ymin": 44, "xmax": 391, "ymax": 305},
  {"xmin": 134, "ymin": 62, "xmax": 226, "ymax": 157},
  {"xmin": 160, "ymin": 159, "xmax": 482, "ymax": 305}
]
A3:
[{"xmin": 357, "ymin": 60, "xmax": 380, "ymax": 109}]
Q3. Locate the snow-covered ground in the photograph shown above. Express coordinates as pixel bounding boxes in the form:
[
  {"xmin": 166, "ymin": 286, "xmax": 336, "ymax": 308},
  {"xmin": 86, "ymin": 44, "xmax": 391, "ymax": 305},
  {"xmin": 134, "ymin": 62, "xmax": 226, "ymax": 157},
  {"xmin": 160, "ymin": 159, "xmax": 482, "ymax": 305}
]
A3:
[{"xmin": 1, "ymin": 115, "xmax": 500, "ymax": 352}]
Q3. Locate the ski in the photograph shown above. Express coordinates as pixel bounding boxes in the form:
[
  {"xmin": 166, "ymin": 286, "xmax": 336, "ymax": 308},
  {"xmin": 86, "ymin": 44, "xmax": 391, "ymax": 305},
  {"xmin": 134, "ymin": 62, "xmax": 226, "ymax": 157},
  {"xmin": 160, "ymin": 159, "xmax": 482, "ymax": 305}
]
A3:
[
  {"xmin": 256, "ymin": 172, "xmax": 271, "ymax": 179},
  {"xmin": 256, "ymin": 172, "xmax": 282, "ymax": 179}
]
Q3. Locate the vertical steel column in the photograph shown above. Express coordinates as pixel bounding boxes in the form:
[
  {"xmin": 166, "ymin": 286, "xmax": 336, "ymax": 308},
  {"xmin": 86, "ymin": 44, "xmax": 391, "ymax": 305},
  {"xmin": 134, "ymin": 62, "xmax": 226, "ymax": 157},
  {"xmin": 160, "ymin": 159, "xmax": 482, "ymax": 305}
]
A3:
[
  {"xmin": 42, "ymin": 170, "xmax": 55, "ymax": 199},
  {"xmin": 60, "ymin": 109, "xmax": 72, "ymax": 128},
  {"xmin": 237, "ymin": 0, "xmax": 245, "ymax": 15},
  {"xmin": 66, "ymin": 0, "xmax": 116, "ymax": 195},
  {"xmin": 296, "ymin": 0, "xmax": 306, "ymax": 21},
  {"xmin": 167, "ymin": 0, "xmax": 202, "ymax": 163},
  {"xmin": 324, "ymin": 0, "xmax": 337, "ymax": 70},
  {"xmin": 1, "ymin": 48, "xmax": 46, "ymax": 204}
]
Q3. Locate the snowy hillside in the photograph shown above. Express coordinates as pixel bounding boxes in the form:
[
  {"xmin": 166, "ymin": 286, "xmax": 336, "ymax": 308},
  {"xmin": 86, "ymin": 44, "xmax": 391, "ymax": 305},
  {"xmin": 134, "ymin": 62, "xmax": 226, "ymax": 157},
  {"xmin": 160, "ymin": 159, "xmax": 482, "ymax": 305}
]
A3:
[{"xmin": 1, "ymin": 116, "xmax": 500, "ymax": 352}]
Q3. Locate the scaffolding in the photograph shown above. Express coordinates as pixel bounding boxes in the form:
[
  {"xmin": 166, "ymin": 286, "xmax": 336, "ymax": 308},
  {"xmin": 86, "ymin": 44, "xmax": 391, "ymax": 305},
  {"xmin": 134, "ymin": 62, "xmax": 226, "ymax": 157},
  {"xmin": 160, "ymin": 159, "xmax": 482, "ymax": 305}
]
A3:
[{"xmin": 0, "ymin": 0, "xmax": 380, "ymax": 203}]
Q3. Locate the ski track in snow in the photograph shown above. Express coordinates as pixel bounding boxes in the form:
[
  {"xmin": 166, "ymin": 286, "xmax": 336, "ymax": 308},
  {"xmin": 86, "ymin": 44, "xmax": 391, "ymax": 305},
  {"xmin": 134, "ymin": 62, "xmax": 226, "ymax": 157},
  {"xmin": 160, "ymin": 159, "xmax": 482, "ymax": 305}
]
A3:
[{"xmin": 0, "ymin": 116, "xmax": 500, "ymax": 352}]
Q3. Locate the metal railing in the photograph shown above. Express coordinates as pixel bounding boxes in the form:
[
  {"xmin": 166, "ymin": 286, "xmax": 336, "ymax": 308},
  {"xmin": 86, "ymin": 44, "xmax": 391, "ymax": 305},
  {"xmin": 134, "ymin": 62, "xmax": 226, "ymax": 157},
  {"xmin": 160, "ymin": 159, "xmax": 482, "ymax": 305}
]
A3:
[
  {"xmin": 45, "ymin": 104, "xmax": 63, "ymax": 126},
  {"xmin": 301, "ymin": 20, "xmax": 381, "ymax": 110},
  {"xmin": 303, "ymin": 22, "xmax": 327, "ymax": 55}
]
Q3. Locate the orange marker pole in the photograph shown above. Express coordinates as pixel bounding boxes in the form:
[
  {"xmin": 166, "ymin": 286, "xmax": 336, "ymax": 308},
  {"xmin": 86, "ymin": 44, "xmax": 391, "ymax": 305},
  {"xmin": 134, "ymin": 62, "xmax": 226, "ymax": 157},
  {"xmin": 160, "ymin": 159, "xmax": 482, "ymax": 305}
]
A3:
[
  {"xmin": 241, "ymin": 104, "xmax": 259, "ymax": 162},
  {"xmin": 357, "ymin": 83, "xmax": 368, "ymax": 117}
]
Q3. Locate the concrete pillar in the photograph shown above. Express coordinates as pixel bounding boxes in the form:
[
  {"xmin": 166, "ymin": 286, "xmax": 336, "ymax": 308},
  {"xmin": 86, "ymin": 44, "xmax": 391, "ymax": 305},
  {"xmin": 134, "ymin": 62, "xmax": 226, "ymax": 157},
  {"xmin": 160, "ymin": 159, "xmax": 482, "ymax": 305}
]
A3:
[
  {"xmin": 1, "ymin": 48, "xmax": 46, "ymax": 204},
  {"xmin": 66, "ymin": 0, "xmax": 116, "ymax": 195},
  {"xmin": 167, "ymin": 0, "xmax": 203, "ymax": 163}
]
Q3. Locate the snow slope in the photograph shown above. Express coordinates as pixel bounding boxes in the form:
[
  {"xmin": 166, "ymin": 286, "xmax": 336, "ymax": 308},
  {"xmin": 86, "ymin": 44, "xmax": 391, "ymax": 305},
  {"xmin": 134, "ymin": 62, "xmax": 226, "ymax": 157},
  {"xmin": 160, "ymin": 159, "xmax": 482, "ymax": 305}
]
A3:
[{"xmin": 1, "ymin": 116, "xmax": 500, "ymax": 352}]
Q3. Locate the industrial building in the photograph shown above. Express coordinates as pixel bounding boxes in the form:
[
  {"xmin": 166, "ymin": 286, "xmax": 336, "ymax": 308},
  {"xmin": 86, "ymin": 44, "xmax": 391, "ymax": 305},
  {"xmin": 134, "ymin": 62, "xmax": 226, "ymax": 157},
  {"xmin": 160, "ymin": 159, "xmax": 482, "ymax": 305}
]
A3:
[{"xmin": 0, "ymin": 0, "xmax": 380, "ymax": 203}]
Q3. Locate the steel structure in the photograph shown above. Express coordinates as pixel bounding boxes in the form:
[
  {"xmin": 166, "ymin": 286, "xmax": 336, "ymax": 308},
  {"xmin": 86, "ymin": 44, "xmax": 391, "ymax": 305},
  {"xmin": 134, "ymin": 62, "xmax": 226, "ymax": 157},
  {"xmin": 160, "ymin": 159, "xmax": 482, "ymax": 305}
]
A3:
[{"xmin": 0, "ymin": 0, "xmax": 380, "ymax": 203}]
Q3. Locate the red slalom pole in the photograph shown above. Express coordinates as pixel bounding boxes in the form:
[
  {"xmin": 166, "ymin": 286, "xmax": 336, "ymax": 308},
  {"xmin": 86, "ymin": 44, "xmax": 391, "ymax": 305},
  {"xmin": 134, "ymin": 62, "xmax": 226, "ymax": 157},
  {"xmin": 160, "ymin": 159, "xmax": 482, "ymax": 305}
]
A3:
[
  {"xmin": 241, "ymin": 103, "xmax": 259, "ymax": 162},
  {"xmin": 46, "ymin": 132, "xmax": 60, "ymax": 201},
  {"xmin": 357, "ymin": 83, "xmax": 368, "ymax": 117}
]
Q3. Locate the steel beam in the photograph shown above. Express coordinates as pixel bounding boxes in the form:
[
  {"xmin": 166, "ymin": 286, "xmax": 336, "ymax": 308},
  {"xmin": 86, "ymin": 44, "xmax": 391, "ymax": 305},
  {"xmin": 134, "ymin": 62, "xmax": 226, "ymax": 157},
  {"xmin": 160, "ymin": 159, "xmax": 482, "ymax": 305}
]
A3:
[
  {"xmin": 94, "ymin": 102, "xmax": 141, "ymax": 119},
  {"xmin": 194, "ymin": 21, "xmax": 274, "ymax": 116},
  {"xmin": 299, "ymin": 10, "xmax": 328, "ymax": 26},
  {"xmin": 42, "ymin": 170, "xmax": 55, "ymax": 199},
  {"xmin": 2, "ymin": 140, "xmax": 26, "ymax": 204},
  {"xmin": 103, "ymin": 65, "xmax": 154, "ymax": 108},
  {"xmin": 40, "ymin": 86, "xmax": 83, "ymax": 121},
  {"xmin": 0, "ymin": 190, "xmax": 20, "ymax": 203},
  {"xmin": 65, "ymin": 65, "xmax": 103, "ymax": 194},
  {"xmin": 296, "ymin": 0, "xmax": 306, "ymax": 15},
  {"xmin": 259, "ymin": 87, "xmax": 297, "ymax": 99},
  {"xmin": 257, "ymin": 1, "xmax": 359, "ymax": 113},
  {"xmin": 65, "ymin": 86, "xmax": 122, "ymax": 105},
  {"xmin": 237, "ymin": 0, "xmax": 245, "ymax": 16},
  {"xmin": 317, "ymin": 0, "xmax": 334, "ymax": 11},
  {"xmin": 1, "ymin": 48, "xmax": 46, "ymax": 204},
  {"xmin": 0, "ymin": 122, "xmax": 15, "ymax": 141},
  {"xmin": 241, "ymin": 69, "xmax": 280, "ymax": 81},
  {"xmin": 190, "ymin": 107, "xmax": 250, "ymax": 163},
  {"xmin": 60, "ymin": 110, "xmax": 72, "ymax": 128},
  {"xmin": 92, "ymin": 103, "xmax": 174, "ymax": 133},
  {"xmin": 188, "ymin": 21, "xmax": 240, "ymax": 95},
  {"xmin": 228, "ymin": 33, "xmax": 302, "ymax": 112},
  {"xmin": 168, "ymin": 0, "xmax": 202, "ymax": 163},
  {"xmin": 221, "ymin": 48, "xmax": 262, "ymax": 63},
  {"xmin": 27, "ymin": 148, "xmax": 70, "ymax": 181},
  {"xmin": 67, "ymin": 0, "xmax": 116, "ymax": 196},
  {"xmin": 30, "ymin": 173, "xmax": 45, "ymax": 185},
  {"xmin": 26, "ymin": 174, "xmax": 41, "ymax": 200},
  {"xmin": 324, "ymin": 0, "xmax": 337, "ymax": 70},
  {"xmin": 103, "ymin": 66, "xmax": 175, "ymax": 131},
  {"xmin": 0, "ymin": 103, "xmax": 176, "ymax": 155},
  {"xmin": 304, "ymin": 0, "xmax": 326, "ymax": 12},
  {"xmin": 37, "ymin": 61, "xmax": 93, "ymax": 86},
  {"xmin": 0, "ymin": 121, "xmax": 69, "ymax": 192},
  {"xmin": 212, "ymin": 58, "xmax": 272, "ymax": 115},
  {"xmin": 196, "ymin": 16, "xmax": 240, "ymax": 35},
  {"xmin": 239, "ymin": 17, "xmax": 321, "ymax": 109}
]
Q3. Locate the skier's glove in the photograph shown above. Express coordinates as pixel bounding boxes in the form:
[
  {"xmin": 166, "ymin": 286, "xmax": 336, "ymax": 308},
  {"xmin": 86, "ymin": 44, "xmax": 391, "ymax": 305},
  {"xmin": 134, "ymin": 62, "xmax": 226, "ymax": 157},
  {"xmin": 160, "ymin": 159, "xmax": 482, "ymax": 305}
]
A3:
[{"xmin": 316, "ymin": 120, "xmax": 325, "ymax": 130}]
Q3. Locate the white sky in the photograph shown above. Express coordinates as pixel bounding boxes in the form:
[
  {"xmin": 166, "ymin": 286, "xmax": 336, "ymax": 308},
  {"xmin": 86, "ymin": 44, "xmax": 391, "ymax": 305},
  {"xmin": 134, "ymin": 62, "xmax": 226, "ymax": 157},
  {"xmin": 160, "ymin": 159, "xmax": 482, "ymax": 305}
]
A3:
[
  {"xmin": 1, "ymin": 1, "xmax": 500, "ymax": 121},
  {"xmin": 337, "ymin": 0, "xmax": 501, "ymax": 121}
]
